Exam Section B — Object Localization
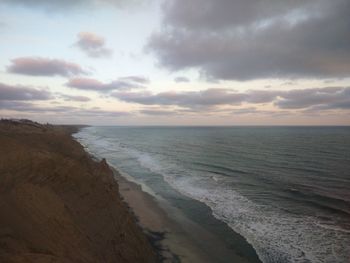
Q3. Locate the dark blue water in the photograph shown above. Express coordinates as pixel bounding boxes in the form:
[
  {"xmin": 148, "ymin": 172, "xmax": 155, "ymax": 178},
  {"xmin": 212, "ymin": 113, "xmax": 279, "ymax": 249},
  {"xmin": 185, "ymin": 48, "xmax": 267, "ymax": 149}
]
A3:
[{"xmin": 74, "ymin": 126, "xmax": 350, "ymax": 263}]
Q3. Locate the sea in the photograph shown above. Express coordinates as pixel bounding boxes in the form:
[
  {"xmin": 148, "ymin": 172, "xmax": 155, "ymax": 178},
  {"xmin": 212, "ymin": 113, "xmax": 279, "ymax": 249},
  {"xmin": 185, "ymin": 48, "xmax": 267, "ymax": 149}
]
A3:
[{"xmin": 74, "ymin": 126, "xmax": 350, "ymax": 263}]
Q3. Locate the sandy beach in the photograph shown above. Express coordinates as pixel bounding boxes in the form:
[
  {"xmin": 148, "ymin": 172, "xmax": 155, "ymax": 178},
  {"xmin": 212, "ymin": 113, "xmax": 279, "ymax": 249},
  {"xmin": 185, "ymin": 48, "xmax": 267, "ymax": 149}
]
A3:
[
  {"xmin": 0, "ymin": 119, "xmax": 262, "ymax": 263},
  {"xmin": 113, "ymin": 166, "xmax": 261, "ymax": 263}
]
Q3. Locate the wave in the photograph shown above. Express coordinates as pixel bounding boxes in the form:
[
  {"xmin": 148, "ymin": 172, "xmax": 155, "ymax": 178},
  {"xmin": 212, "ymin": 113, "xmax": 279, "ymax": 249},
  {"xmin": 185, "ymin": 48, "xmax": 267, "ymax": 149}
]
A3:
[
  {"xmin": 74, "ymin": 127, "xmax": 350, "ymax": 263},
  {"xmin": 108, "ymin": 144, "xmax": 350, "ymax": 262}
]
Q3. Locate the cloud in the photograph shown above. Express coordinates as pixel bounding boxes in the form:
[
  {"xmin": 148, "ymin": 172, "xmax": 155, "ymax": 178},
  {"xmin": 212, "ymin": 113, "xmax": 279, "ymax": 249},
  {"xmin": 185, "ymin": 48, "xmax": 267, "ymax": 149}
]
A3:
[
  {"xmin": 275, "ymin": 87, "xmax": 350, "ymax": 109},
  {"xmin": 231, "ymin": 107, "xmax": 291, "ymax": 116},
  {"xmin": 7, "ymin": 57, "xmax": 87, "ymax": 77},
  {"xmin": 75, "ymin": 32, "xmax": 112, "ymax": 58},
  {"xmin": 245, "ymin": 90, "xmax": 278, "ymax": 104},
  {"xmin": 113, "ymin": 86, "xmax": 350, "ymax": 111},
  {"xmin": 113, "ymin": 89, "xmax": 249, "ymax": 108},
  {"xmin": 0, "ymin": 101, "xmax": 35, "ymax": 111},
  {"xmin": 67, "ymin": 77, "xmax": 147, "ymax": 92},
  {"xmin": 58, "ymin": 94, "xmax": 91, "ymax": 102},
  {"xmin": 71, "ymin": 108, "xmax": 131, "ymax": 117},
  {"xmin": 0, "ymin": 100, "xmax": 130, "ymax": 117},
  {"xmin": 174, "ymin": 76, "xmax": 190, "ymax": 83},
  {"xmin": 139, "ymin": 109, "xmax": 178, "ymax": 116},
  {"xmin": 148, "ymin": 0, "xmax": 350, "ymax": 80},
  {"xmin": 232, "ymin": 107, "xmax": 259, "ymax": 115},
  {"xmin": 0, "ymin": 100, "xmax": 78, "ymax": 114},
  {"xmin": 162, "ymin": 0, "xmax": 318, "ymax": 31},
  {"xmin": 0, "ymin": 82, "xmax": 52, "ymax": 101},
  {"xmin": 118, "ymin": 76, "xmax": 150, "ymax": 84},
  {"xmin": 0, "ymin": 0, "xmax": 138, "ymax": 11}
]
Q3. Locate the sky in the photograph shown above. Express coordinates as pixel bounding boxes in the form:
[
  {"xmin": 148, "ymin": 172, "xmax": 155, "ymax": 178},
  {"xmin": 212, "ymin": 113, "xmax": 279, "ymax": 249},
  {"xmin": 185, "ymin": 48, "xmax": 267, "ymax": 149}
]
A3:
[{"xmin": 0, "ymin": 0, "xmax": 349, "ymax": 125}]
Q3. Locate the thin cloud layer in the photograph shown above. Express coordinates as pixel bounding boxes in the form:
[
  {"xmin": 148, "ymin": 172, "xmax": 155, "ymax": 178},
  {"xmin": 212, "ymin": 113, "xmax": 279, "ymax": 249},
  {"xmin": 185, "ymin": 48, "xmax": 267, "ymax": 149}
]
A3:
[
  {"xmin": 113, "ymin": 87, "xmax": 350, "ymax": 111},
  {"xmin": 0, "ymin": 101, "xmax": 34, "ymax": 111},
  {"xmin": 174, "ymin": 77, "xmax": 190, "ymax": 83},
  {"xmin": 139, "ymin": 109, "xmax": 178, "ymax": 116},
  {"xmin": 75, "ymin": 32, "xmax": 112, "ymax": 58},
  {"xmin": 59, "ymin": 94, "xmax": 91, "ymax": 102},
  {"xmin": 118, "ymin": 76, "xmax": 150, "ymax": 84},
  {"xmin": 0, "ymin": 0, "xmax": 137, "ymax": 11},
  {"xmin": 114, "ymin": 89, "xmax": 246, "ymax": 108},
  {"xmin": 7, "ymin": 57, "xmax": 87, "ymax": 77},
  {"xmin": 0, "ymin": 82, "xmax": 55, "ymax": 113},
  {"xmin": 0, "ymin": 99, "xmax": 129, "ymax": 117},
  {"xmin": 67, "ymin": 77, "xmax": 147, "ymax": 92},
  {"xmin": 0, "ymin": 82, "xmax": 52, "ymax": 101},
  {"xmin": 162, "ymin": 0, "xmax": 317, "ymax": 30},
  {"xmin": 275, "ymin": 87, "xmax": 350, "ymax": 110},
  {"xmin": 148, "ymin": 0, "xmax": 350, "ymax": 80}
]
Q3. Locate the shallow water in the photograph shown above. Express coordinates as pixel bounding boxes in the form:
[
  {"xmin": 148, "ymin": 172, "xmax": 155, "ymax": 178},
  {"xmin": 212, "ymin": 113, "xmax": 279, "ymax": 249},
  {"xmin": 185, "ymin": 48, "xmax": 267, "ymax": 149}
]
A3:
[{"xmin": 74, "ymin": 126, "xmax": 350, "ymax": 263}]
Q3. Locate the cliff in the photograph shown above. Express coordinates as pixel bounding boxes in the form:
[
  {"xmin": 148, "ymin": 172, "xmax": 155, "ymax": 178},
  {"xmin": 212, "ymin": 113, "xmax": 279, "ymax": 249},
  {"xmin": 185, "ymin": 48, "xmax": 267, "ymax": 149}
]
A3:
[{"xmin": 0, "ymin": 119, "xmax": 156, "ymax": 263}]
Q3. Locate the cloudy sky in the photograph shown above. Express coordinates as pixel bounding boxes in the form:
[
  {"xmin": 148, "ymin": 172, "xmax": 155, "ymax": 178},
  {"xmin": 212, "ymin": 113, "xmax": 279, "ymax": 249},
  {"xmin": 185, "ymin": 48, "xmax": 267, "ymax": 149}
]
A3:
[{"xmin": 0, "ymin": 0, "xmax": 349, "ymax": 125}]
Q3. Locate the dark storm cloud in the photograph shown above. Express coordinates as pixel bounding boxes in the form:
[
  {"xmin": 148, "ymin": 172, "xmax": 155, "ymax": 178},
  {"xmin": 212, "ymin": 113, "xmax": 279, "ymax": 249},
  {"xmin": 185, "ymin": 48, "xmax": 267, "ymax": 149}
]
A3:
[
  {"xmin": 174, "ymin": 77, "xmax": 190, "ymax": 83},
  {"xmin": 67, "ymin": 77, "xmax": 146, "ymax": 92},
  {"xmin": 0, "ymin": 82, "xmax": 52, "ymax": 100},
  {"xmin": 75, "ymin": 32, "xmax": 112, "ymax": 58},
  {"xmin": 7, "ymin": 57, "xmax": 87, "ymax": 77},
  {"xmin": 113, "ymin": 87, "xmax": 350, "ymax": 111},
  {"xmin": 148, "ymin": 0, "xmax": 350, "ymax": 80}
]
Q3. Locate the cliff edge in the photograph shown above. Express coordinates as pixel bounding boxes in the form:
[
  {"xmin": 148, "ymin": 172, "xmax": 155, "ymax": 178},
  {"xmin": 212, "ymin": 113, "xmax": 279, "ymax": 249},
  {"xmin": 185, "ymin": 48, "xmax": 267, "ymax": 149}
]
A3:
[{"xmin": 0, "ymin": 119, "xmax": 156, "ymax": 263}]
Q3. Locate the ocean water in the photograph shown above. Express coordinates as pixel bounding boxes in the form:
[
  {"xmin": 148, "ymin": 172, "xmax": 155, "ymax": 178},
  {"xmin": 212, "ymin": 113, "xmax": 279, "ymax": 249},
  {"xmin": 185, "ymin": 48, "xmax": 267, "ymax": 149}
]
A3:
[{"xmin": 74, "ymin": 126, "xmax": 350, "ymax": 263}]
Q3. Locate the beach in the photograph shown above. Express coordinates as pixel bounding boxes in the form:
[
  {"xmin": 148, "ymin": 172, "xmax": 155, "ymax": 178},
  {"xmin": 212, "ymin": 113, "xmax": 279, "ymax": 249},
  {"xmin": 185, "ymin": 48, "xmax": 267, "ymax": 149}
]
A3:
[
  {"xmin": 3, "ymin": 120, "xmax": 347, "ymax": 263},
  {"xmin": 114, "ymin": 170, "xmax": 258, "ymax": 263},
  {"xmin": 74, "ymin": 126, "xmax": 262, "ymax": 263},
  {"xmin": 0, "ymin": 119, "xmax": 260, "ymax": 263},
  {"xmin": 75, "ymin": 126, "xmax": 350, "ymax": 263}
]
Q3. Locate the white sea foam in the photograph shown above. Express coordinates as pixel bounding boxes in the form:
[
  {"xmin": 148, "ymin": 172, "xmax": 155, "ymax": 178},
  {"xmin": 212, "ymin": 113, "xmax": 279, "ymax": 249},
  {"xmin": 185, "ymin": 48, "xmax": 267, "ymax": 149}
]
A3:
[
  {"xmin": 74, "ymin": 127, "xmax": 350, "ymax": 263},
  {"xmin": 151, "ymin": 170, "xmax": 349, "ymax": 263}
]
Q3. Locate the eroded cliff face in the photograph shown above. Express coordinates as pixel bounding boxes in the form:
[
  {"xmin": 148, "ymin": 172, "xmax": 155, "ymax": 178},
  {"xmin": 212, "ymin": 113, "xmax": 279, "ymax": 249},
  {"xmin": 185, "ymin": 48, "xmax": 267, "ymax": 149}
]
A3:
[{"xmin": 0, "ymin": 120, "xmax": 156, "ymax": 263}]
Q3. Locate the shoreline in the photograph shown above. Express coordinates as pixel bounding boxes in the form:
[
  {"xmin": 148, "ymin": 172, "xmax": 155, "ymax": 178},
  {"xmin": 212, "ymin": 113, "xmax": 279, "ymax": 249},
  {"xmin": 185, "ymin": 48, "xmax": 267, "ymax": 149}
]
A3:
[
  {"xmin": 109, "ymin": 166, "xmax": 261, "ymax": 263},
  {"xmin": 72, "ymin": 124, "xmax": 262, "ymax": 263},
  {"xmin": 114, "ymin": 169, "xmax": 211, "ymax": 263}
]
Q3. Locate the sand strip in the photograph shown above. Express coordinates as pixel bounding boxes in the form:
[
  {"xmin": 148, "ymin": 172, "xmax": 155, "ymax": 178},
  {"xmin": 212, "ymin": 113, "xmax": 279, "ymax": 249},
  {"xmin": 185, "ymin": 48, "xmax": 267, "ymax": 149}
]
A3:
[{"xmin": 113, "ymin": 168, "xmax": 258, "ymax": 263}]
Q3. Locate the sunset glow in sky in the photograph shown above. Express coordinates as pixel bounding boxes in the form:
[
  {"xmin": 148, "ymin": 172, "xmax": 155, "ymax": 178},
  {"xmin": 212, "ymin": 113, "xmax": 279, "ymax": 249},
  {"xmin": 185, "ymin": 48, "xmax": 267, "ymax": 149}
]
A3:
[{"xmin": 1, "ymin": 0, "xmax": 350, "ymax": 125}]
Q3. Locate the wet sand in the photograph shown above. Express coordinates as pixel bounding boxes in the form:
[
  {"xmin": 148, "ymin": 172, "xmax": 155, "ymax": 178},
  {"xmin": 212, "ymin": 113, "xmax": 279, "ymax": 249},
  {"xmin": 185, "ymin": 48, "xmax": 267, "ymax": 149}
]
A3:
[
  {"xmin": 114, "ymin": 170, "xmax": 259, "ymax": 263},
  {"xmin": 0, "ymin": 119, "xmax": 260, "ymax": 262}
]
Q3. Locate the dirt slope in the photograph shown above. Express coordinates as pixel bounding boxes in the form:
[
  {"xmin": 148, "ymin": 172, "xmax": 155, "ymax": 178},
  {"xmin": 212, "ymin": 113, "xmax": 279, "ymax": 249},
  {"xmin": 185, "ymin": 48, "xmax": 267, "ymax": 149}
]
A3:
[{"xmin": 0, "ymin": 120, "xmax": 156, "ymax": 263}]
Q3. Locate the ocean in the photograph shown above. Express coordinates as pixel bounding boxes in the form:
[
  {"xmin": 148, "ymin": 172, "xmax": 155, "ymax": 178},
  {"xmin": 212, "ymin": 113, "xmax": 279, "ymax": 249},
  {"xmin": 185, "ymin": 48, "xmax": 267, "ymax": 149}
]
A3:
[{"xmin": 74, "ymin": 126, "xmax": 350, "ymax": 263}]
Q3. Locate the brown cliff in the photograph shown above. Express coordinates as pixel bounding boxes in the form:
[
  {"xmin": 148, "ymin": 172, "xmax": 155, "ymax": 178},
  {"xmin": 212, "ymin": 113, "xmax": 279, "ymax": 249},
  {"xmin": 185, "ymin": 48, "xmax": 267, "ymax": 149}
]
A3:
[{"xmin": 0, "ymin": 119, "xmax": 156, "ymax": 263}]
